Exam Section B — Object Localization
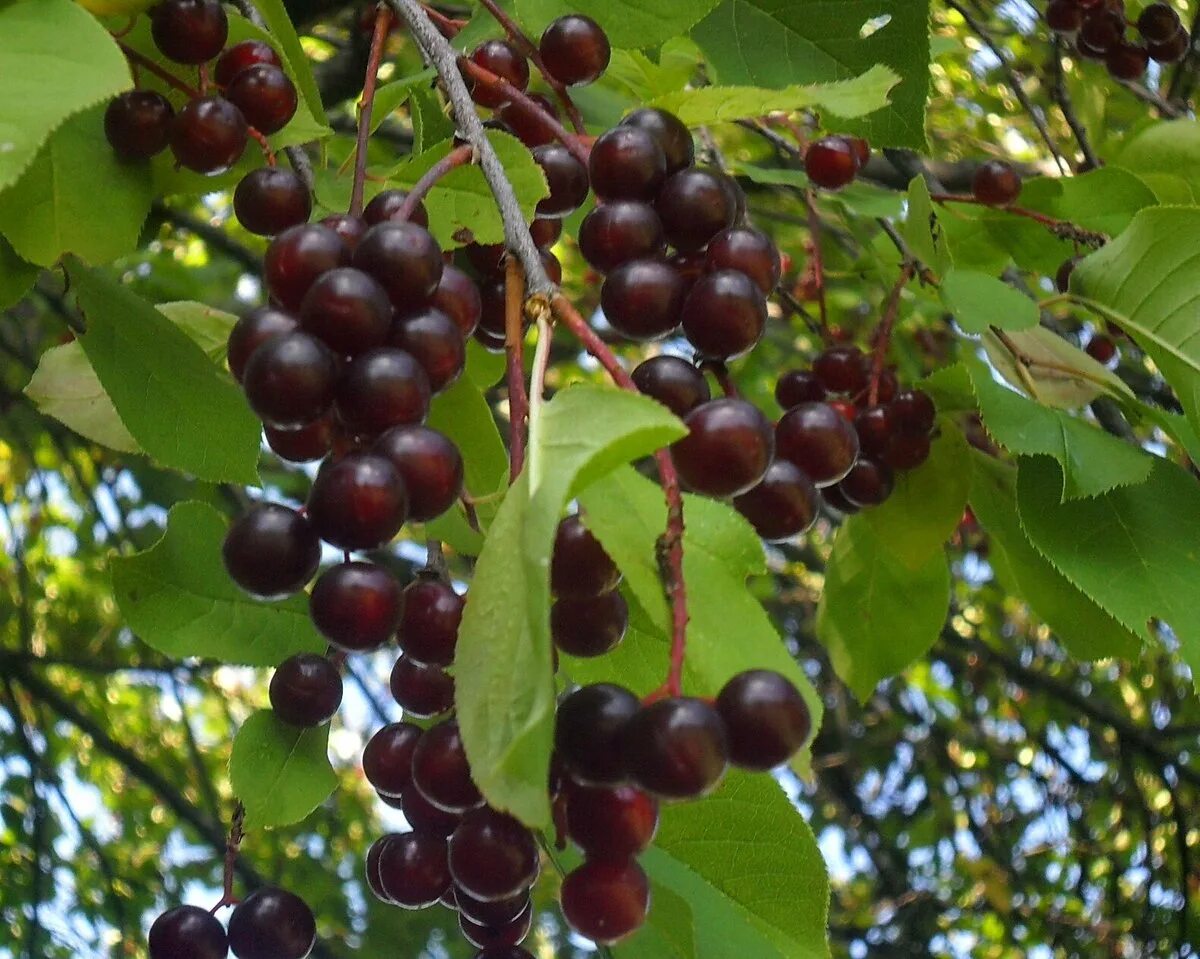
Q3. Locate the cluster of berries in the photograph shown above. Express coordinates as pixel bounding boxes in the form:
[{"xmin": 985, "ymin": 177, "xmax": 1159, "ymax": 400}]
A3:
[{"xmin": 1045, "ymin": 0, "xmax": 1189, "ymax": 77}]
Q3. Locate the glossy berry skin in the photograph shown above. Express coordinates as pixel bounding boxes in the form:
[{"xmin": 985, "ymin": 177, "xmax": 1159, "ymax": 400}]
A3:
[
  {"xmin": 265, "ymin": 224, "xmax": 352, "ymax": 312},
  {"xmin": 681, "ymin": 269, "xmax": 768, "ymax": 360},
  {"xmin": 632, "ymin": 355, "xmax": 710, "ymax": 417},
  {"xmin": 170, "ymin": 96, "xmax": 248, "ymax": 174},
  {"xmin": 775, "ymin": 402, "xmax": 861, "ymax": 487},
  {"xmin": 552, "ymin": 515, "xmax": 621, "ymax": 598},
  {"xmin": 805, "ymin": 136, "xmax": 859, "ymax": 190},
  {"xmin": 432, "ymin": 266, "xmax": 483, "ymax": 336},
  {"xmin": 1148, "ymin": 28, "xmax": 1189, "ymax": 62},
  {"xmin": 374, "ymin": 426, "xmax": 464, "ymax": 523},
  {"xmin": 623, "ymin": 697, "xmax": 729, "ymax": 800},
  {"xmin": 390, "ymin": 307, "xmax": 466, "ymax": 393},
  {"xmin": 555, "ymin": 684, "xmax": 640, "ymax": 786},
  {"xmin": 1087, "ymin": 333, "xmax": 1118, "ymax": 366},
  {"xmin": 716, "ymin": 670, "xmax": 810, "ymax": 771},
  {"xmin": 1045, "ymin": 0, "xmax": 1084, "ymax": 32},
  {"xmin": 307, "ymin": 452, "xmax": 407, "ymax": 550},
  {"xmin": 336, "ymin": 348, "xmax": 432, "ymax": 436},
  {"xmin": 449, "ymin": 808, "xmax": 539, "ymax": 902},
  {"xmin": 265, "ymin": 416, "xmax": 333, "ymax": 463},
  {"xmin": 499, "ymin": 94, "xmax": 561, "ymax": 148},
  {"xmin": 363, "ymin": 722, "xmax": 423, "ymax": 797},
  {"xmin": 353, "ymin": 223, "xmax": 444, "ymax": 312},
  {"xmin": 363, "ymin": 189, "xmax": 429, "ymax": 228},
  {"xmin": 1107, "ymin": 41, "xmax": 1151, "ymax": 79},
  {"xmin": 390, "ymin": 656, "xmax": 455, "ymax": 718},
  {"xmin": 227, "ymin": 887, "xmax": 315, "ymax": 959},
  {"xmin": 529, "ymin": 216, "xmax": 563, "ymax": 248},
  {"xmin": 882, "ymin": 431, "xmax": 932, "ymax": 471},
  {"xmin": 560, "ymin": 860, "xmax": 650, "ymax": 944},
  {"xmin": 1080, "ymin": 10, "xmax": 1124, "ymax": 52},
  {"xmin": 310, "ymin": 561, "xmax": 402, "ymax": 652},
  {"xmin": 299, "ymin": 266, "xmax": 393, "ymax": 357},
  {"xmin": 853, "ymin": 405, "xmax": 893, "ymax": 458},
  {"xmin": 539, "ymin": 14, "xmax": 611, "ymax": 86},
  {"xmin": 412, "ymin": 719, "xmax": 485, "ymax": 813},
  {"xmin": 889, "ymin": 389, "xmax": 937, "ymax": 434},
  {"xmin": 377, "ymin": 832, "xmax": 452, "ymax": 909},
  {"xmin": 565, "ymin": 782, "xmax": 658, "ymax": 860},
  {"xmin": 395, "ymin": 577, "xmax": 463, "ymax": 667},
  {"xmin": 216, "ymin": 40, "xmax": 282, "ymax": 87},
  {"xmin": 589, "ymin": 126, "xmax": 668, "ymax": 202},
  {"xmin": 400, "ymin": 780, "xmax": 462, "ymax": 837},
  {"xmin": 840, "ymin": 458, "xmax": 894, "ymax": 507},
  {"xmin": 814, "ymin": 346, "xmax": 868, "ymax": 395},
  {"xmin": 532, "ymin": 144, "xmax": 590, "ymax": 218},
  {"xmin": 775, "ymin": 369, "xmax": 826, "ymax": 409},
  {"xmin": 469, "ymin": 40, "xmax": 530, "ymax": 108},
  {"xmin": 223, "ymin": 503, "xmax": 320, "ymax": 599},
  {"xmin": 152, "ymin": 0, "xmax": 228, "ymax": 65},
  {"xmin": 234, "ymin": 167, "xmax": 312, "ymax": 236},
  {"xmin": 656, "ymin": 168, "xmax": 738, "ymax": 252},
  {"xmin": 456, "ymin": 888, "xmax": 530, "ymax": 928},
  {"xmin": 601, "ymin": 259, "xmax": 686, "ymax": 340},
  {"xmin": 270, "ymin": 653, "xmax": 343, "ymax": 726},
  {"xmin": 148, "ymin": 904, "xmax": 228, "ymax": 959},
  {"xmin": 579, "ymin": 201, "xmax": 664, "ymax": 273},
  {"xmin": 733, "ymin": 458, "xmax": 820, "ymax": 542},
  {"xmin": 459, "ymin": 901, "xmax": 533, "ymax": 950},
  {"xmin": 104, "ymin": 91, "xmax": 173, "ymax": 161},
  {"xmin": 822, "ymin": 483, "xmax": 860, "ymax": 516},
  {"xmin": 227, "ymin": 65, "xmax": 298, "ymax": 135},
  {"xmin": 242, "ymin": 331, "xmax": 337, "ymax": 430},
  {"xmin": 227, "ymin": 306, "xmax": 296, "ymax": 382},
  {"xmin": 705, "ymin": 227, "xmax": 781, "ymax": 294},
  {"xmin": 972, "ymin": 160, "xmax": 1022, "ymax": 207},
  {"xmin": 1138, "ymin": 3, "xmax": 1183, "ymax": 43},
  {"xmin": 620, "ymin": 108, "xmax": 694, "ymax": 174},
  {"xmin": 672, "ymin": 398, "xmax": 774, "ymax": 498},
  {"xmin": 551, "ymin": 591, "xmax": 628, "ymax": 658}
]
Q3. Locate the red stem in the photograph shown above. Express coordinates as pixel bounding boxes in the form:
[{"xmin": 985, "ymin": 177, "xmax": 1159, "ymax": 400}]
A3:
[
  {"xmin": 868, "ymin": 263, "xmax": 916, "ymax": 406},
  {"xmin": 551, "ymin": 295, "xmax": 690, "ymax": 697},
  {"xmin": 247, "ymin": 126, "xmax": 277, "ymax": 166},
  {"xmin": 475, "ymin": 0, "xmax": 588, "ymax": 135},
  {"xmin": 209, "ymin": 801, "xmax": 245, "ymax": 913},
  {"xmin": 458, "ymin": 59, "xmax": 591, "ymax": 167},
  {"xmin": 420, "ymin": 3, "xmax": 468, "ymax": 36},
  {"xmin": 803, "ymin": 190, "xmax": 831, "ymax": 341},
  {"xmin": 398, "ymin": 143, "xmax": 473, "ymax": 220},
  {"xmin": 505, "ymin": 258, "xmax": 529, "ymax": 482},
  {"xmin": 929, "ymin": 192, "xmax": 1084, "ymax": 231},
  {"xmin": 704, "ymin": 361, "xmax": 739, "ymax": 398},
  {"xmin": 118, "ymin": 42, "xmax": 201, "ymax": 98},
  {"xmin": 350, "ymin": 8, "xmax": 393, "ymax": 217}
]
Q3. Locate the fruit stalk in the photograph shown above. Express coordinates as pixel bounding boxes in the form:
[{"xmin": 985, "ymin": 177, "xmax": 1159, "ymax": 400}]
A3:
[
  {"xmin": 868, "ymin": 262, "xmax": 915, "ymax": 407},
  {"xmin": 505, "ymin": 257, "xmax": 529, "ymax": 482},
  {"xmin": 350, "ymin": 7, "xmax": 393, "ymax": 216}
]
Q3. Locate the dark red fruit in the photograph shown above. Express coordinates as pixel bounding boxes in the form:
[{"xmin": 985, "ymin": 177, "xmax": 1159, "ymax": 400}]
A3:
[
  {"xmin": 170, "ymin": 96, "xmax": 248, "ymax": 174},
  {"xmin": 1055, "ymin": 256, "xmax": 1079, "ymax": 295},
  {"xmin": 336, "ymin": 348, "xmax": 432, "ymax": 436},
  {"xmin": 565, "ymin": 782, "xmax": 658, "ymax": 860},
  {"xmin": 889, "ymin": 389, "xmax": 937, "ymax": 434},
  {"xmin": 882, "ymin": 431, "xmax": 932, "ymax": 471},
  {"xmin": 459, "ymin": 902, "xmax": 533, "ymax": 950},
  {"xmin": 560, "ymin": 860, "xmax": 649, "ymax": 944},
  {"xmin": 456, "ymin": 888, "xmax": 530, "ymax": 928},
  {"xmin": 104, "ymin": 91, "xmax": 174, "ymax": 161},
  {"xmin": 498, "ymin": 94, "xmax": 561, "ymax": 148},
  {"xmin": 632, "ymin": 355, "xmax": 710, "ymax": 418},
  {"xmin": 395, "ymin": 577, "xmax": 463, "ymax": 667},
  {"xmin": 1045, "ymin": 0, "xmax": 1084, "ymax": 32},
  {"xmin": 235, "ymin": 167, "xmax": 312, "ymax": 236},
  {"xmin": 265, "ymin": 223, "xmax": 352, "ymax": 312},
  {"xmin": 390, "ymin": 656, "xmax": 455, "ymax": 718},
  {"xmin": 401, "ymin": 780, "xmax": 462, "ymax": 837},
  {"xmin": 432, "ymin": 266, "xmax": 483, "ymax": 336},
  {"xmin": 839, "ymin": 458, "xmax": 894, "ymax": 507},
  {"xmin": 529, "ymin": 216, "xmax": 563, "ymax": 248},
  {"xmin": 681, "ymin": 269, "xmax": 767, "ymax": 360},
  {"xmin": 449, "ymin": 808, "xmax": 539, "ymax": 902},
  {"xmin": 299, "ymin": 266, "xmax": 393, "ymax": 356},
  {"xmin": 775, "ymin": 402, "xmax": 861, "ymax": 487},
  {"xmin": 227, "ymin": 887, "xmax": 315, "ymax": 959},
  {"xmin": 363, "ymin": 722, "xmax": 423, "ymax": 797},
  {"xmin": 539, "ymin": 14, "xmax": 611, "ymax": 86},
  {"xmin": 469, "ymin": 40, "xmax": 530, "ymax": 108},
  {"xmin": 620, "ymin": 108, "xmax": 694, "ymax": 174},
  {"xmin": 823, "ymin": 483, "xmax": 860, "ymax": 515},
  {"xmin": 775, "ymin": 369, "xmax": 826, "ymax": 408},
  {"xmin": 1086, "ymin": 333, "xmax": 1118, "ymax": 365},
  {"xmin": 374, "ymin": 426, "xmax": 464, "ymax": 523},
  {"xmin": 227, "ymin": 306, "xmax": 297, "ymax": 382},
  {"xmin": 216, "ymin": 40, "xmax": 282, "ymax": 88},
  {"xmin": 310, "ymin": 561, "xmax": 402, "ymax": 652},
  {"xmin": 1107, "ymin": 41, "xmax": 1151, "ymax": 78},
  {"xmin": 705, "ymin": 227, "xmax": 781, "ymax": 294},
  {"xmin": 716, "ymin": 670, "xmax": 810, "ymax": 770},
  {"xmin": 363, "ymin": 189, "xmax": 429, "ymax": 228},
  {"xmin": 377, "ymin": 832, "xmax": 452, "ymax": 909},
  {"xmin": 589, "ymin": 126, "xmax": 668, "ymax": 201},
  {"xmin": 733, "ymin": 458, "xmax": 820, "ymax": 542},
  {"xmin": 1138, "ymin": 3, "xmax": 1183, "ymax": 43},
  {"xmin": 223, "ymin": 503, "xmax": 320, "ymax": 599},
  {"xmin": 655, "ymin": 168, "xmax": 738, "ymax": 252},
  {"xmin": 1148, "ymin": 28, "xmax": 1189, "ymax": 62},
  {"xmin": 227, "ymin": 65, "xmax": 298, "ymax": 135},
  {"xmin": 412, "ymin": 719, "xmax": 484, "ymax": 813},
  {"xmin": 390, "ymin": 307, "xmax": 466, "ymax": 393},
  {"xmin": 242, "ymin": 330, "xmax": 337, "ymax": 429},
  {"xmin": 601, "ymin": 259, "xmax": 686, "ymax": 340},
  {"xmin": 555, "ymin": 684, "xmax": 639, "ymax": 785},
  {"xmin": 623, "ymin": 697, "xmax": 729, "ymax": 800},
  {"xmin": 152, "ymin": 0, "xmax": 227, "ymax": 65},
  {"xmin": 552, "ymin": 515, "xmax": 621, "ymax": 598},
  {"xmin": 307, "ymin": 452, "xmax": 407, "ymax": 550},
  {"xmin": 149, "ymin": 904, "xmax": 228, "ymax": 959},
  {"xmin": 551, "ymin": 591, "xmax": 628, "ymax": 658},
  {"xmin": 805, "ymin": 136, "xmax": 859, "ymax": 190},
  {"xmin": 353, "ymin": 223, "xmax": 444, "ymax": 312},
  {"xmin": 265, "ymin": 416, "xmax": 333, "ymax": 463},
  {"xmin": 853, "ymin": 405, "xmax": 893, "ymax": 458},
  {"xmin": 579, "ymin": 201, "xmax": 664, "ymax": 273},
  {"xmin": 532, "ymin": 144, "xmax": 590, "ymax": 218},
  {"xmin": 972, "ymin": 160, "xmax": 1022, "ymax": 207},
  {"xmin": 671, "ymin": 398, "xmax": 774, "ymax": 498},
  {"xmin": 270, "ymin": 653, "xmax": 343, "ymax": 726},
  {"xmin": 814, "ymin": 346, "xmax": 868, "ymax": 395}
]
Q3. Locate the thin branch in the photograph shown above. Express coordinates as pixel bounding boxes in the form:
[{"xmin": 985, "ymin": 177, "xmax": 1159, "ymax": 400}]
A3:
[
  {"xmin": 803, "ymin": 190, "xmax": 831, "ymax": 338},
  {"xmin": 350, "ymin": 8, "xmax": 393, "ymax": 217},
  {"xmin": 118, "ymin": 42, "xmax": 201, "ymax": 97},
  {"xmin": 929, "ymin": 192, "xmax": 1108, "ymax": 247},
  {"xmin": 868, "ymin": 263, "xmax": 915, "ymax": 405},
  {"xmin": 397, "ymin": 142, "xmax": 473, "ymax": 221},
  {"xmin": 504, "ymin": 257, "xmax": 529, "ymax": 482},
  {"xmin": 1050, "ymin": 37, "xmax": 1099, "ymax": 169}
]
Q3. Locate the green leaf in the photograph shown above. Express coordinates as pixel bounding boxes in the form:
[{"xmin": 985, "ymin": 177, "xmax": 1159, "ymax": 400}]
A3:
[
  {"xmin": 903, "ymin": 176, "xmax": 953, "ymax": 275},
  {"xmin": 390, "ymin": 132, "xmax": 548, "ymax": 248},
  {"xmin": 247, "ymin": 0, "xmax": 330, "ymax": 126},
  {"xmin": 66, "ymin": 258, "xmax": 261, "ymax": 484},
  {"xmin": 962, "ymin": 356, "xmax": 1152, "ymax": 500},
  {"xmin": 372, "ymin": 68, "xmax": 436, "ymax": 133},
  {"xmin": 981, "ymin": 326, "xmax": 1134, "ymax": 411},
  {"xmin": 229, "ymin": 710, "xmax": 338, "ymax": 830},
  {"xmin": 1017, "ymin": 455, "xmax": 1200, "ymax": 692},
  {"xmin": 516, "ymin": 0, "xmax": 722, "ymax": 49},
  {"xmin": 1114, "ymin": 120, "xmax": 1200, "ymax": 201},
  {"xmin": 692, "ymin": 0, "xmax": 931, "ymax": 149},
  {"xmin": 861, "ymin": 419, "xmax": 971, "ymax": 569},
  {"xmin": 646, "ymin": 65, "xmax": 899, "ymax": 126},
  {"xmin": 1073, "ymin": 207, "xmax": 1200, "ymax": 443},
  {"xmin": 24, "ymin": 342, "xmax": 139, "ymax": 453},
  {"xmin": 0, "ymin": 0, "xmax": 131, "ymax": 193},
  {"xmin": 411, "ymin": 86, "xmax": 455, "ymax": 154},
  {"xmin": 816, "ymin": 520, "xmax": 950, "ymax": 701},
  {"xmin": 0, "ymin": 235, "xmax": 37, "ymax": 310},
  {"xmin": 604, "ymin": 41, "xmax": 702, "ymax": 102},
  {"xmin": 455, "ymin": 386, "xmax": 685, "ymax": 826},
  {"xmin": 940, "ymin": 269, "xmax": 1038, "ymax": 334},
  {"xmin": 0, "ymin": 106, "xmax": 153, "ymax": 267},
  {"xmin": 642, "ymin": 772, "xmax": 830, "ymax": 958},
  {"xmin": 969, "ymin": 453, "xmax": 1141, "ymax": 660},
  {"xmin": 615, "ymin": 880, "xmax": 697, "ymax": 959},
  {"xmin": 156, "ymin": 301, "xmax": 239, "ymax": 362},
  {"xmin": 1017, "ymin": 168, "xmax": 1156, "ymax": 239},
  {"xmin": 111, "ymin": 502, "xmax": 326, "ymax": 667}
]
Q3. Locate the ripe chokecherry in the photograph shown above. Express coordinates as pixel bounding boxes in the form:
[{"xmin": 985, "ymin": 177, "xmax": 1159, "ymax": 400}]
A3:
[
  {"xmin": 775, "ymin": 369, "xmax": 826, "ymax": 408},
  {"xmin": 578, "ymin": 201, "xmax": 665, "ymax": 273},
  {"xmin": 532, "ymin": 144, "xmax": 590, "ymax": 218},
  {"xmin": 551, "ymin": 590, "xmax": 628, "ymax": 658},
  {"xmin": 733, "ymin": 458, "xmax": 820, "ymax": 542},
  {"xmin": 376, "ymin": 832, "xmax": 452, "ymax": 909},
  {"xmin": 1138, "ymin": 3, "xmax": 1184, "ymax": 43},
  {"xmin": 889, "ymin": 389, "xmax": 937, "ymax": 434},
  {"xmin": 400, "ymin": 780, "xmax": 462, "ymax": 837},
  {"xmin": 227, "ymin": 306, "xmax": 297, "ymax": 383},
  {"xmin": 882, "ymin": 431, "xmax": 932, "ymax": 471},
  {"xmin": 411, "ymin": 719, "xmax": 484, "ymax": 813},
  {"xmin": 459, "ymin": 902, "xmax": 533, "ymax": 950},
  {"xmin": 353, "ymin": 222, "xmax": 444, "ymax": 311},
  {"xmin": 389, "ymin": 307, "xmax": 466, "ymax": 393},
  {"xmin": 227, "ymin": 887, "xmax": 315, "ymax": 959},
  {"xmin": 335, "ymin": 348, "xmax": 432, "ymax": 436},
  {"xmin": 705, "ymin": 227, "xmax": 782, "ymax": 294},
  {"xmin": 1045, "ymin": 0, "xmax": 1084, "ymax": 32},
  {"xmin": 972, "ymin": 160, "xmax": 1022, "ymax": 207},
  {"xmin": 432, "ymin": 265, "xmax": 483, "ymax": 336},
  {"xmin": 1107, "ymin": 41, "xmax": 1151, "ymax": 79},
  {"xmin": 560, "ymin": 859, "xmax": 650, "ymax": 944},
  {"xmin": 216, "ymin": 40, "xmax": 282, "ymax": 87},
  {"xmin": 805, "ymin": 136, "xmax": 859, "ymax": 190},
  {"xmin": 265, "ymin": 223, "xmax": 352, "ymax": 312},
  {"xmin": 265, "ymin": 416, "xmax": 333, "ymax": 463},
  {"xmin": 589, "ymin": 126, "xmax": 668, "ymax": 201},
  {"xmin": 363, "ymin": 722, "xmax": 423, "ymax": 797},
  {"xmin": 364, "ymin": 189, "xmax": 429, "ymax": 228},
  {"xmin": 813, "ymin": 345, "xmax": 868, "ymax": 395},
  {"xmin": 671, "ymin": 398, "xmax": 774, "ymax": 498},
  {"xmin": 170, "ymin": 97, "xmax": 248, "ymax": 174},
  {"xmin": 775, "ymin": 402, "xmax": 861, "ymax": 487},
  {"xmin": 456, "ymin": 887, "xmax": 530, "ymax": 927},
  {"xmin": 152, "ymin": 0, "xmax": 227, "ymax": 65},
  {"xmin": 299, "ymin": 267, "xmax": 393, "ymax": 357},
  {"xmin": 565, "ymin": 782, "xmax": 659, "ymax": 860},
  {"xmin": 395, "ymin": 577, "xmax": 463, "ymax": 667},
  {"xmin": 448, "ymin": 808, "xmax": 540, "ymax": 902},
  {"xmin": 105, "ymin": 91, "xmax": 174, "ymax": 161},
  {"xmin": 551, "ymin": 515, "xmax": 621, "ymax": 598},
  {"xmin": 148, "ymin": 905, "xmax": 228, "ymax": 959},
  {"xmin": 270, "ymin": 653, "xmax": 343, "ymax": 727},
  {"xmin": 306, "ymin": 453, "xmax": 408, "ymax": 550},
  {"xmin": 234, "ymin": 167, "xmax": 312, "ymax": 237},
  {"xmin": 620, "ymin": 107, "xmax": 694, "ymax": 173},
  {"xmin": 840, "ymin": 458, "xmax": 894, "ymax": 507},
  {"xmin": 623, "ymin": 697, "xmax": 729, "ymax": 800},
  {"xmin": 601, "ymin": 259, "xmax": 686, "ymax": 340},
  {"xmin": 390, "ymin": 656, "xmax": 455, "ymax": 718},
  {"xmin": 226, "ymin": 65, "xmax": 298, "ymax": 135},
  {"xmin": 374, "ymin": 426, "xmax": 464, "ymax": 523},
  {"xmin": 242, "ymin": 330, "xmax": 337, "ymax": 430},
  {"xmin": 499, "ymin": 93, "xmax": 561, "ymax": 148},
  {"xmin": 655, "ymin": 167, "xmax": 738, "ymax": 252},
  {"xmin": 716, "ymin": 670, "xmax": 811, "ymax": 770},
  {"xmin": 469, "ymin": 40, "xmax": 530, "ymax": 108},
  {"xmin": 554, "ymin": 683, "xmax": 639, "ymax": 786},
  {"xmin": 681, "ymin": 269, "xmax": 767, "ymax": 360},
  {"xmin": 539, "ymin": 14, "xmax": 611, "ymax": 86},
  {"xmin": 632, "ymin": 355, "xmax": 711, "ymax": 417},
  {"xmin": 223, "ymin": 503, "xmax": 320, "ymax": 599},
  {"xmin": 309, "ymin": 561, "xmax": 402, "ymax": 652}
]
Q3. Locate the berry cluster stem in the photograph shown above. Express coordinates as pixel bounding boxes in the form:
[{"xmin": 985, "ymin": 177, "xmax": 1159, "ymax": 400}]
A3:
[
  {"xmin": 397, "ymin": 142, "xmax": 474, "ymax": 220},
  {"xmin": 928, "ymin": 192, "xmax": 1108, "ymax": 247},
  {"xmin": 803, "ymin": 190, "xmax": 831, "ymax": 340},
  {"xmin": 350, "ymin": 6, "xmax": 393, "ymax": 217},
  {"xmin": 868, "ymin": 263, "xmax": 916, "ymax": 406},
  {"xmin": 211, "ymin": 800, "xmax": 245, "ymax": 913},
  {"xmin": 505, "ymin": 257, "xmax": 529, "ymax": 482},
  {"xmin": 118, "ymin": 42, "xmax": 202, "ymax": 98}
]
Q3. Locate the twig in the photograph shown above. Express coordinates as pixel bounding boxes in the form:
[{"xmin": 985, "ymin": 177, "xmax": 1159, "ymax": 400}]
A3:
[
  {"xmin": 398, "ymin": 143, "xmax": 474, "ymax": 221},
  {"xmin": 1050, "ymin": 37, "xmax": 1099, "ymax": 170},
  {"xmin": 350, "ymin": 8, "xmax": 393, "ymax": 217},
  {"xmin": 803, "ymin": 190, "xmax": 830, "ymax": 339},
  {"xmin": 869, "ymin": 264, "xmax": 915, "ymax": 405},
  {"xmin": 929, "ymin": 192, "xmax": 1108, "ymax": 247},
  {"xmin": 505, "ymin": 257, "xmax": 529, "ymax": 482},
  {"xmin": 118, "ymin": 42, "xmax": 201, "ymax": 97},
  {"xmin": 423, "ymin": 538, "xmax": 450, "ymax": 579},
  {"xmin": 991, "ymin": 327, "xmax": 1044, "ymax": 401},
  {"xmin": 1115, "ymin": 77, "xmax": 1186, "ymax": 118},
  {"xmin": 212, "ymin": 802, "xmax": 245, "ymax": 913},
  {"xmin": 704, "ymin": 361, "xmax": 739, "ymax": 398},
  {"xmin": 419, "ymin": 2, "xmax": 467, "ymax": 35},
  {"xmin": 877, "ymin": 218, "xmax": 938, "ymax": 285}
]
